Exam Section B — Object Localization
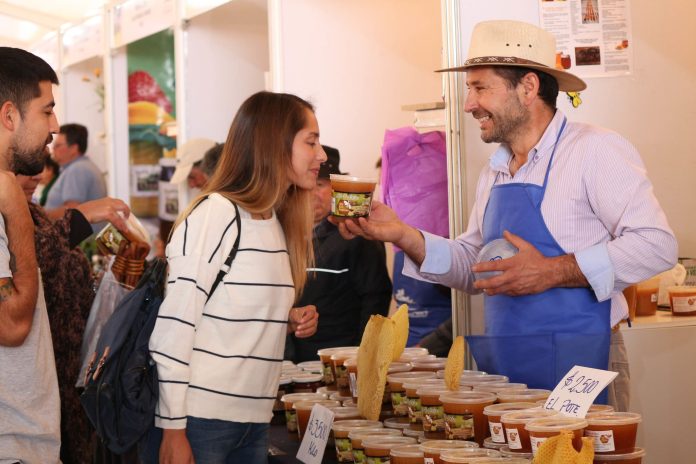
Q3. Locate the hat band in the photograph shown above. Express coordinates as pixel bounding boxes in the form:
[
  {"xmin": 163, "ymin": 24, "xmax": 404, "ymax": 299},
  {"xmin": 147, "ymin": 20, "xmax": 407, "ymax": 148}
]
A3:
[{"xmin": 464, "ymin": 56, "xmax": 550, "ymax": 69}]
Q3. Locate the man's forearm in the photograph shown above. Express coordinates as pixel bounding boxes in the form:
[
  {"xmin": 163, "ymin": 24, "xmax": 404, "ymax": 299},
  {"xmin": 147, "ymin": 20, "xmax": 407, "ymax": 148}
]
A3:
[
  {"xmin": 0, "ymin": 202, "xmax": 39, "ymax": 346},
  {"xmin": 396, "ymin": 225, "xmax": 427, "ymax": 267},
  {"xmin": 549, "ymin": 254, "xmax": 589, "ymax": 288}
]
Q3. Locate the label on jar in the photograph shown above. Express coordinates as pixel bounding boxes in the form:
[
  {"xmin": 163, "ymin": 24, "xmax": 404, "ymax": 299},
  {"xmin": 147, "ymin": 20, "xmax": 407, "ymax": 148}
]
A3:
[
  {"xmin": 365, "ymin": 456, "xmax": 390, "ymax": 464},
  {"xmin": 322, "ymin": 362, "xmax": 335, "ymax": 384},
  {"xmin": 352, "ymin": 447, "xmax": 366, "ymax": 464},
  {"xmin": 672, "ymin": 295, "xmax": 696, "ymax": 313},
  {"xmin": 332, "ymin": 191, "xmax": 373, "ymax": 218},
  {"xmin": 335, "ymin": 365, "xmax": 349, "ymax": 389},
  {"xmin": 285, "ymin": 410, "xmax": 298, "ymax": 432},
  {"xmin": 335, "ymin": 437, "xmax": 354, "ymax": 462},
  {"xmin": 650, "ymin": 293, "xmax": 657, "ymax": 302},
  {"xmin": 424, "ymin": 459, "xmax": 435, "ymax": 464},
  {"xmin": 530, "ymin": 436, "xmax": 548, "ymax": 455},
  {"xmin": 349, "ymin": 372, "xmax": 358, "ymax": 397},
  {"xmin": 585, "ymin": 429, "xmax": 615, "ymax": 452},
  {"xmin": 422, "ymin": 405, "xmax": 444, "ymax": 430},
  {"xmin": 488, "ymin": 421, "xmax": 506, "ymax": 443},
  {"xmin": 391, "ymin": 391, "xmax": 409, "ymax": 416},
  {"xmin": 406, "ymin": 396, "xmax": 422, "ymax": 423},
  {"xmin": 443, "ymin": 412, "xmax": 475, "ymax": 440},
  {"xmin": 506, "ymin": 426, "xmax": 522, "ymax": 449}
]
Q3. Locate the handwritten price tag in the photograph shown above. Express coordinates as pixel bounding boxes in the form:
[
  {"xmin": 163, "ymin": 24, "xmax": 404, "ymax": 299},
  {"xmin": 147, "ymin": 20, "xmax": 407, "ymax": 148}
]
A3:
[
  {"xmin": 296, "ymin": 404, "xmax": 335, "ymax": 464},
  {"xmin": 543, "ymin": 365, "xmax": 618, "ymax": 418}
]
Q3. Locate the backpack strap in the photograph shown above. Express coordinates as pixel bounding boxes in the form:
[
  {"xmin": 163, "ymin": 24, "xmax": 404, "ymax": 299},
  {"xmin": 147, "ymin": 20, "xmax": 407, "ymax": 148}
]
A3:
[{"xmin": 206, "ymin": 201, "xmax": 242, "ymax": 303}]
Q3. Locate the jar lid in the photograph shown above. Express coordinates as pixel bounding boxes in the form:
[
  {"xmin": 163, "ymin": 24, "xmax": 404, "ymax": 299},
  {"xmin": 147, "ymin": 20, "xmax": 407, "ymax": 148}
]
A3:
[
  {"xmin": 292, "ymin": 399, "xmax": 341, "ymax": 411},
  {"xmin": 329, "ymin": 391, "xmax": 353, "ymax": 402},
  {"xmin": 496, "ymin": 388, "xmax": 551, "ymax": 400},
  {"xmin": 483, "ymin": 402, "xmax": 538, "ymax": 416},
  {"xmin": 411, "ymin": 357, "xmax": 447, "ymax": 368},
  {"xmin": 278, "ymin": 375, "xmax": 292, "ymax": 386},
  {"xmin": 282, "ymin": 360, "xmax": 296, "ymax": 368},
  {"xmin": 403, "ymin": 378, "xmax": 446, "ymax": 390},
  {"xmin": 332, "ymin": 419, "xmax": 382, "ymax": 433},
  {"xmin": 590, "ymin": 447, "xmax": 646, "ymax": 460},
  {"xmin": 524, "ymin": 417, "xmax": 588, "ymax": 432},
  {"xmin": 416, "ymin": 386, "xmax": 457, "ymax": 397},
  {"xmin": 499, "ymin": 445, "xmax": 533, "ymax": 458},
  {"xmin": 390, "ymin": 443, "xmax": 424, "ymax": 458},
  {"xmin": 437, "ymin": 369, "xmax": 487, "ymax": 378},
  {"xmin": 279, "ymin": 392, "xmax": 324, "ymax": 404},
  {"xmin": 388, "ymin": 361, "xmax": 414, "ymax": 374},
  {"xmin": 343, "ymin": 357, "xmax": 358, "ymax": 368},
  {"xmin": 402, "ymin": 428, "xmax": 425, "ymax": 439},
  {"xmin": 329, "ymin": 174, "xmax": 377, "ymax": 184},
  {"xmin": 474, "ymin": 382, "xmax": 527, "ymax": 394},
  {"xmin": 587, "ymin": 404, "xmax": 614, "ymax": 414},
  {"xmin": 482, "ymin": 437, "xmax": 506, "ymax": 450},
  {"xmin": 402, "ymin": 347, "xmax": 430, "ymax": 357},
  {"xmin": 387, "ymin": 371, "xmax": 437, "ymax": 384},
  {"xmin": 329, "ymin": 406, "xmax": 361, "ymax": 419},
  {"xmin": 500, "ymin": 409, "xmax": 558, "ymax": 425},
  {"xmin": 439, "ymin": 391, "xmax": 497, "ymax": 405},
  {"xmin": 440, "ymin": 448, "xmax": 501, "ymax": 462},
  {"xmin": 349, "ymin": 428, "xmax": 402, "ymax": 440},
  {"xmin": 459, "ymin": 374, "xmax": 509, "ymax": 385},
  {"xmin": 315, "ymin": 386, "xmax": 331, "ymax": 397},
  {"xmin": 586, "ymin": 411, "xmax": 642, "ymax": 425},
  {"xmin": 297, "ymin": 360, "xmax": 323, "ymax": 373},
  {"xmin": 419, "ymin": 439, "xmax": 479, "ymax": 453},
  {"xmin": 362, "ymin": 436, "xmax": 416, "ymax": 451},
  {"xmin": 291, "ymin": 373, "xmax": 324, "ymax": 384},
  {"xmin": 383, "ymin": 416, "xmax": 412, "ymax": 430},
  {"xmin": 330, "ymin": 349, "xmax": 358, "ymax": 361},
  {"xmin": 317, "ymin": 346, "xmax": 357, "ymax": 357}
]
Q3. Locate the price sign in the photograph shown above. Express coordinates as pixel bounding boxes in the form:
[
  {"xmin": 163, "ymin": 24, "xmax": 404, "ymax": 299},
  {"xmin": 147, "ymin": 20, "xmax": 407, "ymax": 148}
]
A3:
[
  {"xmin": 296, "ymin": 404, "xmax": 335, "ymax": 464},
  {"xmin": 543, "ymin": 365, "xmax": 618, "ymax": 418}
]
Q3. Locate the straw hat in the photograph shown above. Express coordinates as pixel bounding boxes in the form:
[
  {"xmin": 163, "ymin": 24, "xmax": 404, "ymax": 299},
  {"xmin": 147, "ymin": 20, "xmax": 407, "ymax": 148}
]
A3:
[
  {"xmin": 170, "ymin": 138, "xmax": 217, "ymax": 184},
  {"xmin": 439, "ymin": 20, "xmax": 586, "ymax": 92}
]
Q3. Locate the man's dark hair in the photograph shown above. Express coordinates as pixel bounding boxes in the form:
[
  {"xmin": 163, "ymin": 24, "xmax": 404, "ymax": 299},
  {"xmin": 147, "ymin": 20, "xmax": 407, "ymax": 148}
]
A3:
[
  {"xmin": 45, "ymin": 153, "xmax": 60, "ymax": 174},
  {"xmin": 492, "ymin": 66, "xmax": 559, "ymax": 110},
  {"xmin": 200, "ymin": 143, "xmax": 224, "ymax": 177},
  {"xmin": 60, "ymin": 123, "xmax": 88, "ymax": 154},
  {"xmin": 0, "ymin": 47, "xmax": 59, "ymax": 116}
]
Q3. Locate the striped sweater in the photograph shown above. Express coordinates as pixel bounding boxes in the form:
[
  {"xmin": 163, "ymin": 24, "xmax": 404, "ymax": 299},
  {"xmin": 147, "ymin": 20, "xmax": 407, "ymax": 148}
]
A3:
[{"xmin": 150, "ymin": 193, "xmax": 295, "ymax": 428}]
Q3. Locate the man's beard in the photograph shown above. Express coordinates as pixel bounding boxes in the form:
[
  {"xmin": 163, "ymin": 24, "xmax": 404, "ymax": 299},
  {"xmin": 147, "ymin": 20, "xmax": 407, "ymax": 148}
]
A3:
[
  {"xmin": 10, "ymin": 144, "xmax": 47, "ymax": 176},
  {"xmin": 480, "ymin": 94, "xmax": 529, "ymax": 145}
]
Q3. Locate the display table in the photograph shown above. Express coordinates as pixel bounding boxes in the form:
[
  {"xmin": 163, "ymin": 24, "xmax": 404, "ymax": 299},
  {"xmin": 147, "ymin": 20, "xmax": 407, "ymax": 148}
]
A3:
[{"xmin": 621, "ymin": 311, "xmax": 696, "ymax": 463}]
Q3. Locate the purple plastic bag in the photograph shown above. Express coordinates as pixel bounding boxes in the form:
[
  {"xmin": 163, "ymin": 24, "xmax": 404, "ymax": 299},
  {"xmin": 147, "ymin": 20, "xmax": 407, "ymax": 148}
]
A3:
[{"xmin": 381, "ymin": 127, "xmax": 449, "ymax": 242}]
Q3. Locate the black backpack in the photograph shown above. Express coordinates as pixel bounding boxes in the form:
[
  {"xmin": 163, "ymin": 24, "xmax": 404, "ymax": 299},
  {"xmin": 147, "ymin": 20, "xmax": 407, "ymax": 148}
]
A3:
[{"xmin": 81, "ymin": 201, "xmax": 241, "ymax": 454}]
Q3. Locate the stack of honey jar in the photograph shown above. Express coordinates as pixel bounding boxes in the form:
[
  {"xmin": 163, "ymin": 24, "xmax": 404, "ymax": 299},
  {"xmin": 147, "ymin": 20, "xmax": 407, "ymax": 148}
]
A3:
[{"xmin": 275, "ymin": 346, "xmax": 645, "ymax": 463}]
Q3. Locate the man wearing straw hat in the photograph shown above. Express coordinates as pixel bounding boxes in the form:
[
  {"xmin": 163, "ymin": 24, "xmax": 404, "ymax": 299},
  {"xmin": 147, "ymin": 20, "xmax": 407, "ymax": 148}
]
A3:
[{"xmin": 333, "ymin": 20, "xmax": 677, "ymax": 410}]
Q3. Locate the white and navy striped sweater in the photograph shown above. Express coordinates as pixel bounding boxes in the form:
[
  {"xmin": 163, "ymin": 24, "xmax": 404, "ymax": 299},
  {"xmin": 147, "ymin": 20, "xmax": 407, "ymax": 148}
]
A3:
[{"xmin": 150, "ymin": 193, "xmax": 295, "ymax": 428}]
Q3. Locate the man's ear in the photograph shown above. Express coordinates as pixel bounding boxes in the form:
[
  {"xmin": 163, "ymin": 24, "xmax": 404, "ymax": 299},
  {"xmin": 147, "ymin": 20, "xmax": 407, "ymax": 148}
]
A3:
[
  {"xmin": 0, "ymin": 101, "xmax": 18, "ymax": 131},
  {"xmin": 519, "ymin": 72, "xmax": 541, "ymax": 104}
]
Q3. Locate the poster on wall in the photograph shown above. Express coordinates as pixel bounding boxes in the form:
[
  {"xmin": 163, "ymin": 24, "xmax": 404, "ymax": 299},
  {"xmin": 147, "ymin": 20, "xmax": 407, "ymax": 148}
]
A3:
[
  {"xmin": 539, "ymin": 0, "xmax": 633, "ymax": 78},
  {"xmin": 127, "ymin": 29, "xmax": 177, "ymax": 218}
]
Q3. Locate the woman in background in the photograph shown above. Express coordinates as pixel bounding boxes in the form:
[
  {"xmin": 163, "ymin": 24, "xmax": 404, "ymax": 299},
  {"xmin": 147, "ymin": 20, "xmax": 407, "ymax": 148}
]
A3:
[
  {"xmin": 34, "ymin": 155, "xmax": 60, "ymax": 206},
  {"xmin": 146, "ymin": 91, "xmax": 323, "ymax": 464}
]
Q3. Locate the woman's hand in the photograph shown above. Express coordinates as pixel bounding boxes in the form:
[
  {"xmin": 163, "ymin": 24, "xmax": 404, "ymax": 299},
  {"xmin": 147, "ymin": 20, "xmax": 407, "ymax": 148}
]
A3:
[
  {"xmin": 288, "ymin": 305, "xmax": 319, "ymax": 338},
  {"xmin": 160, "ymin": 429, "xmax": 195, "ymax": 464}
]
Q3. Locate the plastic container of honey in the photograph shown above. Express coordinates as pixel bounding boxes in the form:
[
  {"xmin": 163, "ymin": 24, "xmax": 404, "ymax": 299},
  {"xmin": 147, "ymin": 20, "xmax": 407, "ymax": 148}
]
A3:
[
  {"xmin": 496, "ymin": 389, "xmax": 551, "ymax": 404},
  {"xmin": 332, "ymin": 419, "xmax": 382, "ymax": 463},
  {"xmin": 585, "ymin": 412, "xmax": 641, "ymax": 454},
  {"xmin": 343, "ymin": 356, "xmax": 359, "ymax": 400},
  {"xmin": 635, "ymin": 277, "xmax": 660, "ymax": 316},
  {"xmin": 411, "ymin": 357, "xmax": 448, "ymax": 372},
  {"xmin": 388, "ymin": 371, "xmax": 437, "ymax": 416},
  {"xmin": 293, "ymin": 399, "xmax": 341, "ymax": 439},
  {"xmin": 499, "ymin": 409, "xmax": 558, "ymax": 453},
  {"xmin": 362, "ymin": 437, "xmax": 417, "ymax": 463},
  {"xmin": 482, "ymin": 436, "xmax": 506, "ymax": 451},
  {"xmin": 291, "ymin": 373, "xmax": 324, "ymax": 393},
  {"xmin": 330, "ymin": 174, "xmax": 378, "ymax": 219},
  {"xmin": 440, "ymin": 447, "xmax": 502, "ymax": 463},
  {"xmin": 349, "ymin": 428, "xmax": 403, "ymax": 464},
  {"xmin": 331, "ymin": 351, "xmax": 357, "ymax": 397},
  {"xmin": 390, "ymin": 443, "xmax": 424, "ymax": 464},
  {"xmin": 667, "ymin": 286, "xmax": 696, "ymax": 316},
  {"xmin": 592, "ymin": 448, "xmax": 646, "ymax": 464},
  {"xmin": 318, "ymin": 346, "xmax": 357, "ymax": 390},
  {"xmin": 418, "ymin": 387, "xmax": 457, "ymax": 440},
  {"xmin": 403, "ymin": 378, "xmax": 447, "ymax": 430},
  {"xmin": 420, "ymin": 439, "xmax": 480, "ymax": 464},
  {"xmin": 279, "ymin": 392, "xmax": 324, "ymax": 434},
  {"xmin": 482, "ymin": 402, "xmax": 537, "ymax": 444},
  {"xmin": 297, "ymin": 360, "xmax": 323, "ymax": 373},
  {"xmin": 439, "ymin": 391, "xmax": 497, "ymax": 446},
  {"xmin": 525, "ymin": 417, "xmax": 588, "ymax": 456}
]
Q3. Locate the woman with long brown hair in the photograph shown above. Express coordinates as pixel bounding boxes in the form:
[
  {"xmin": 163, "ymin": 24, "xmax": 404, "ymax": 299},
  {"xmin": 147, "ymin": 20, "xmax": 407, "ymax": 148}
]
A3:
[{"xmin": 145, "ymin": 91, "xmax": 324, "ymax": 463}]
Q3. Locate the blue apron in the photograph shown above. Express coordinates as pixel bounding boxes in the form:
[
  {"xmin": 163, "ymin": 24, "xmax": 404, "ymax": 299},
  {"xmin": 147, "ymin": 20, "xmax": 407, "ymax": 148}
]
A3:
[{"xmin": 466, "ymin": 118, "xmax": 611, "ymax": 400}]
